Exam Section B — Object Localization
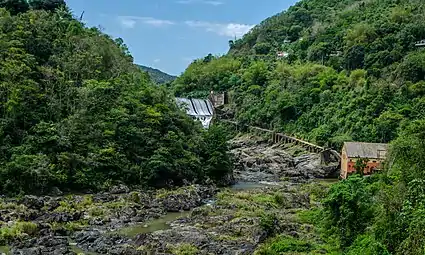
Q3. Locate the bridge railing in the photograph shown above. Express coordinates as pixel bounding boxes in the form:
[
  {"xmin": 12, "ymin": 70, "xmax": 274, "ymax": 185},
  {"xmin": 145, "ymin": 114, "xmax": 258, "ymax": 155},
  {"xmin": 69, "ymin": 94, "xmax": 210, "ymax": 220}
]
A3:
[{"xmin": 220, "ymin": 119, "xmax": 326, "ymax": 153}]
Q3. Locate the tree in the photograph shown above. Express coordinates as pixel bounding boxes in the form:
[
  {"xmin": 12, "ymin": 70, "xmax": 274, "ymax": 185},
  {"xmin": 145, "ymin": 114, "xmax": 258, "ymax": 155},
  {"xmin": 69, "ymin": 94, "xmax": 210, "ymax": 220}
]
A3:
[
  {"xmin": 29, "ymin": 0, "xmax": 65, "ymax": 11},
  {"xmin": 323, "ymin": 175, "xmax": 375, "ymax": 248},
  {"xmin": 345, "ymin": 45, "xmax": 365, "ymax": 70},
  {"xmin": 354, "ymin": 157, "xmax": 368, "ymax": 176},
  {"xmin": 0, "ymin": 8, "xmax": 233, "ymax": 195},
  {"xmin": 0, "ymin": 0, "xmax": 29, "ymax": 15}
]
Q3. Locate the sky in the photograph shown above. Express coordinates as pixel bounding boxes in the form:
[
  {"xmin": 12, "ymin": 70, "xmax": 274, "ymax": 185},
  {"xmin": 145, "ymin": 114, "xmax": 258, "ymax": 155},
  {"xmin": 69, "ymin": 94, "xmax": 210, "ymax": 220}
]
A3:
[{"xmin": 66, "ymin": 0, "xmax": 299, "ymax": 76}]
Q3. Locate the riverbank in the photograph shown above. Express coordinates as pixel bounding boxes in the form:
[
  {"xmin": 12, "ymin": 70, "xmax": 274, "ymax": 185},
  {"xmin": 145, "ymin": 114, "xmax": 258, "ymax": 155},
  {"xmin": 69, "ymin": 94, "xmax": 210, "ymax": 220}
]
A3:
[
  {"xmin": 0, "ymin": 135, "xmax": 340, "ymax": 254},
  {"xmin": 0, "ymin": 185, "xmax": 218, "ymax": 254}
]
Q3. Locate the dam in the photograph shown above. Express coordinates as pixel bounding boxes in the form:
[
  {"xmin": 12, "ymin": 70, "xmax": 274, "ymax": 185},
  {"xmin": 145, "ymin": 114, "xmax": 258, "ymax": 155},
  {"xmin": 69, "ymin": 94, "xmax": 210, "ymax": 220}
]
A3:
[{"xmin": 175, "ymin": 97, "xmax": 214, "ymax": 128}]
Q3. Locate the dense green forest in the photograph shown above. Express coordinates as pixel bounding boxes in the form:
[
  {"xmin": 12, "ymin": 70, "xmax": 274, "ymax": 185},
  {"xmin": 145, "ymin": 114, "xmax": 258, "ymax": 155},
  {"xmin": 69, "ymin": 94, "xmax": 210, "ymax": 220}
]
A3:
[
  {"xmin": 0, "ymin": 1, "xmax": 232, "ymax": 195},
  {"xmin": 173, "ymin": 0, "xmax": 425, "ymax": 254},
  {"xmin": 174, "ymin": 0, "xmax": 425, "ymax": 148},
  {"xmin": 137, "ymin": 65, "xmax": 177, "ymax": 84}
]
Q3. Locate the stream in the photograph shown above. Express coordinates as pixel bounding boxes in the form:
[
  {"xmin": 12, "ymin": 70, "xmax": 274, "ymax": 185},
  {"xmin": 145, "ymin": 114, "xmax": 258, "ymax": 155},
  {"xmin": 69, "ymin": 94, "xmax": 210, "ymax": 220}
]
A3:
[
  {"xmin": 118, "ymin": 210, "xmax": 192, "ymax": 237},
  {"xmin": 116, "ymin": 181, "xmax": 283, "ymax": 237}
]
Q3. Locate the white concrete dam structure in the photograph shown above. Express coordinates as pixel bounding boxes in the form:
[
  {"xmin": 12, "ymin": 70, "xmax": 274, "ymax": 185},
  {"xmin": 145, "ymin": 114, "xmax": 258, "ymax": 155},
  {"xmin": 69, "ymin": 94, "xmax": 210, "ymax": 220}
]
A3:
[{"xmin": 175, "ymin": 97, "xmax": 214, "ymax": 128}]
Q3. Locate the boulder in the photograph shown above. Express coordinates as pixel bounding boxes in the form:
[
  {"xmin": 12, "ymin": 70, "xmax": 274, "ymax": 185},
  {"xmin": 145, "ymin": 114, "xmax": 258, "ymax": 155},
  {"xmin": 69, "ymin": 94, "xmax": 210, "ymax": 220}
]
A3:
[{"xmin": 110, "ymin": 184, "xmax": 130, "ymax": 194}]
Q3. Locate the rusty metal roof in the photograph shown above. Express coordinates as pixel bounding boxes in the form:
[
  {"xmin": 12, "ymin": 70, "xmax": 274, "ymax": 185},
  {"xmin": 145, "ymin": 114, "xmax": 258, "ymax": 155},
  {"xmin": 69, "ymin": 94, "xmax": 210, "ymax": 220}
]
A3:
[{"xmin": 343, "ymin": 142, "xmax": 388, "ymax": 159}]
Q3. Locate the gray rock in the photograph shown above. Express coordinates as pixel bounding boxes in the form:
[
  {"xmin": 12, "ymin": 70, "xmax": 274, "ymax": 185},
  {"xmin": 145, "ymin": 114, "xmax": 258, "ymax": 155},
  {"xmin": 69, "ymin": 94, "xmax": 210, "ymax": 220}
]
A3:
[
  {"xmin": 50, "ymin": 187, "xmax": 63, "ymax": 197},
  {"xmin": 21, "ymin": 196, "xmax": 44, "ymax": 210},
  {"xmin": 110, "ymin": 184, "xmax": 130, "ymax": 194},
  {"xmin": 230, "ymin": 136, "xmax": 339, "ymax": 182}
]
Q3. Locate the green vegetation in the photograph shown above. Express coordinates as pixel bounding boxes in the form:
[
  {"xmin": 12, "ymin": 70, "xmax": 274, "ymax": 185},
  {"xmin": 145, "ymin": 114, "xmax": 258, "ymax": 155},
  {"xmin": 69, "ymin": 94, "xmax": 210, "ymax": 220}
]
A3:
[
  {"xmin": 137, "ymin": 65, "xmax": 176, "ymax": 84},
  {"xmin": 173, "ymin": 0, "xmax": 425, "ymax": 253},
  {"xmin": 0, "ymin": 2, "xmax": 233, "ymax": 195},
  {"xmin": 0, "ymin": 221, "xmax": 38, "ymax": 245},
  {"xmin": 170, "ymin": 243, "xmax": 199, "ymax": 255},
  {"xmin": 255, "ymin": 235, "xmax": 316, "ymax": 254},
  {"xmin": 173, "ymin": 0, "xmax": 425, "ymax": 149}
]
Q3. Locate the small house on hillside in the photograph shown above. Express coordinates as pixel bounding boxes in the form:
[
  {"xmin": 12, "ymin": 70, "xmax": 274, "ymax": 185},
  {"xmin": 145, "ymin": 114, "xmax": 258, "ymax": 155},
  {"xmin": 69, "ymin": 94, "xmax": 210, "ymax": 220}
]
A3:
[{"xmin": 341, "ymin": 142, "xmax": 389, "ymax": 179}]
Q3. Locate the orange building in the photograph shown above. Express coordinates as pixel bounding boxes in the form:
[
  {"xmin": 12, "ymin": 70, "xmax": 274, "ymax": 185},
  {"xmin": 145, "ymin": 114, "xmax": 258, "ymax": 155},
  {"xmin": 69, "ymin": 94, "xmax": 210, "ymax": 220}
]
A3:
[{"xmin": 340, "ymin": 142, "xmax": 388, "ymax": 179}]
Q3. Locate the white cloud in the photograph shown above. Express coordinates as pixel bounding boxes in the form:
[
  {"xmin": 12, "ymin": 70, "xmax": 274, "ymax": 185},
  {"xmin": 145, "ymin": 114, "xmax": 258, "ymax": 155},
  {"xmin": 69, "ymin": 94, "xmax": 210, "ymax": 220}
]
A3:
[
  {"xmin": 185, "ymin": 21, "xmax": 254, "ymax": 37},
  {"xmin": 154, "ymin": 59, "xmax": 161, "ymax": 63},
  {"xmin": 118, "ymin": 16, "xmax": 175, "ymax": 29},
  {"xmin": 120, "ymin": 18, "xmax": 136, "ymax": 29},
  {"xmin": 176, "ymin": 0, "xmax": 224, "ymax": 6}
]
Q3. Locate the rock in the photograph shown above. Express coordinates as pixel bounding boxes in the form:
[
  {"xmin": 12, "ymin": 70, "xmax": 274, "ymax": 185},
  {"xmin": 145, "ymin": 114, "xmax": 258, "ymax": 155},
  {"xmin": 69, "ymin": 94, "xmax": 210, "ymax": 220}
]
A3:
[
  {"xmin": 93, "ymin": 192, "xmax": 118, "ymax": 203},
  {"xmin": 43, "ymin": 198, "xmax": 60, "ymax": 211},
  {"xmin": 50, "ymin": 187, "xmax": 63, "ymax": 197},
  {"xmin": 110, "ymin": 184, "xmax": 130, "ymax": 194},
  {"xmin": 21, "ymin": 196, "xmax": 45, "ymax": 210},
  {"xmin": 73, "ymin": 231, "xmax": 131, "ymax": 254},
  {"xmin": 38, "ymin": 212, "xmax": 82, "ymax": 223},
  {"xmin": 230, "ymin": 135, "xmax": 339, "ymax": 182},
  {"xmin": 11, "ymin": 235, "xmax": 74, "ymax": 255}
]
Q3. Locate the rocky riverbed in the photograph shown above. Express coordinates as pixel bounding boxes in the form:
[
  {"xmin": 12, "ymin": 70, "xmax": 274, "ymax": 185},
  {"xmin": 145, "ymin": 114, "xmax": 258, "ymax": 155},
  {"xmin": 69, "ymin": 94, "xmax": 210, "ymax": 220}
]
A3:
[
  {"xmin": 230, "ymin": 134, "xmax": 339, "ymax": 183},
  {"xmin": 0, "ymin": 135, "xmax": 338, "ymax": 255}
]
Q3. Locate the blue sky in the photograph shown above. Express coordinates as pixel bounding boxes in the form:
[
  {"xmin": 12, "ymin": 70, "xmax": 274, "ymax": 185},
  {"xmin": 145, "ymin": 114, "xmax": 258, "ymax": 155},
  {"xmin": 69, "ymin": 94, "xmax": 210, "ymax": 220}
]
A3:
[{"xmin": 66, "ymin": 0, "xmax": 298, "ymax": 76}]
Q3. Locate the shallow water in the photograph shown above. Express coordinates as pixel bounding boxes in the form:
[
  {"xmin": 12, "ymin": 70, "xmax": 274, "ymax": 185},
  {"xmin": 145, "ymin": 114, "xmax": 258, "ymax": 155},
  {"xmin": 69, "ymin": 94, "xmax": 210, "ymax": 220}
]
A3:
[
  {"xmin": 0, "ymin": 246, "xmax": 9, "ymax": 255},
  {"xmin": 70, "ymin": 244, "xmax": 98, "ymax": 255},
  {"xmin": 119, "ymin": 211, "xmax": 191, "ymax": 237}
]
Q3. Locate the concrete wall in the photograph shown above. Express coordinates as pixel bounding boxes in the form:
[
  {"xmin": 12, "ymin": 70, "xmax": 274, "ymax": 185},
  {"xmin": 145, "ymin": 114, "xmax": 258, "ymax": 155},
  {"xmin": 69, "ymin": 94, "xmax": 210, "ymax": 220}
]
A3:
[{"xmin": 209, "ymin": 92, "xmax": 226, "ymax": 107}]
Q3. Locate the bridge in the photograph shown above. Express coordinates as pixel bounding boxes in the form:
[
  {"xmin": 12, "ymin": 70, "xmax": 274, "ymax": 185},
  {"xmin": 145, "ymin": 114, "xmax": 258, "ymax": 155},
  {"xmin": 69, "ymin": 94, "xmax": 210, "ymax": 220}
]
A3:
[
  {"xmin": 175, "ymin": 94, "xmax": 341, "ymax": 163},
  {"xmin": 220, "ymin": 119, "xmax": 341, "ymax": 164}
]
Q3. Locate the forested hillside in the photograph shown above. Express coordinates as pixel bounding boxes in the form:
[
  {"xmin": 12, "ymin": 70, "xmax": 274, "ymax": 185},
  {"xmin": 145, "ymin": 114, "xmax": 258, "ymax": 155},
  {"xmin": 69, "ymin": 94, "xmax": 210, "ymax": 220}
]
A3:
[
  {"xmin": 174, "ymin": 0, "xmax": 425, "ymax": 148},
  {"xmin": 137, "ymin": 65, "xmax": 177, "ymax": 84},
  {"xmin": 0, "ymin": 1, "xmax": 232, "ymax": 195},
  {"xmin": 173, "ymin": 0, "xmax": 425, "ymax": 254}
]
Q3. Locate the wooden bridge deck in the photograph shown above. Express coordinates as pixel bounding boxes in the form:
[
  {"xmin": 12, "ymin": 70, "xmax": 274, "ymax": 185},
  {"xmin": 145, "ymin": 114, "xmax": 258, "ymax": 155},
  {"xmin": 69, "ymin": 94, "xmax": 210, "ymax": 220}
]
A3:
[{"xmin": 220, "ymin": 119, "xmax": 325, "ymax": 153}]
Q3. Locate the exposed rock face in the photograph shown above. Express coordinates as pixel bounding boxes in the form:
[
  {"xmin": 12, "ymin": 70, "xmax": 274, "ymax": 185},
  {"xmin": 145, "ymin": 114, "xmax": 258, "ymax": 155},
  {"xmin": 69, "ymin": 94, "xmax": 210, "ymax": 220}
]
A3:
[{"xmin": 230, "ymin": 135, "xmax": 340, "ymax": 182}]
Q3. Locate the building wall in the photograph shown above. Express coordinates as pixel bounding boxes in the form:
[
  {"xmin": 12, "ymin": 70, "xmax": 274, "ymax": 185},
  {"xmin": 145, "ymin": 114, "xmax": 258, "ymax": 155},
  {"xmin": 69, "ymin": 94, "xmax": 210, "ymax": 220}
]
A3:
[
  {"xmin": 341, "ymin": 146, "xmax": 348, "ymax": 179},
  {"xmin": 345, "ymin": 157, "xmax": 384, "ymax": 178}
]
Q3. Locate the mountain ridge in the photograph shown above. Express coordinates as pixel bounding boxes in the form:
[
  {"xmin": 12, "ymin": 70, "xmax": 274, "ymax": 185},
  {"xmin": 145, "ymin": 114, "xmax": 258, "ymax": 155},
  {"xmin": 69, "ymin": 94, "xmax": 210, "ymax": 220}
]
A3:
[{"xmin": 137, "ymin": 64, "xmax": 177, "ymax": 84}]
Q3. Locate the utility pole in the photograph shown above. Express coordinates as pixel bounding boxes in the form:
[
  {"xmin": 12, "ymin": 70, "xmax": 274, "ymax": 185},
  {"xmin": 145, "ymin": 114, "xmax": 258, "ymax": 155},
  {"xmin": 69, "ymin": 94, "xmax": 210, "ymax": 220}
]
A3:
[{"xmin": 79, "ymin": 11, "xmax": 85, "ymax": 21}]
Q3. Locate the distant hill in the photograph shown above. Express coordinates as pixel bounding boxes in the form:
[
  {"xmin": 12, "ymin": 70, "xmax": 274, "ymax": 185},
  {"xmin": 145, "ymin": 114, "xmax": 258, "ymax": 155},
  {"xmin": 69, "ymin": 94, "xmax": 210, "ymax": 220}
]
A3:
[{"xmin": 137, "ymin": 65, "xmax": 176, "ymax": 84}]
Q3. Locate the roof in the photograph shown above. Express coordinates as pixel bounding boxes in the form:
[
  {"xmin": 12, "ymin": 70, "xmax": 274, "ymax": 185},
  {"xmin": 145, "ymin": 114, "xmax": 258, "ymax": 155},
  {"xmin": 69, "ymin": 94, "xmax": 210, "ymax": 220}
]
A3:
[
  {"xmin": 175, "ymin": 97, "xmax": 214, "ymax": 117},
  {"xmin": 343, "ymin": 142, "xmax": 388, "ymax": 159}
]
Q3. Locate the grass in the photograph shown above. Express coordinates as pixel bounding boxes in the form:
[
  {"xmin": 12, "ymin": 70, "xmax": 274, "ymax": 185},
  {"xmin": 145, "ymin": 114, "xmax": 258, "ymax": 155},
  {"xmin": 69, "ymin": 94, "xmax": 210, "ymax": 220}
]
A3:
[
  {"xmin": 0, "ymin": 245, "xmax": 10, "ymax": 254},
  {"xmin": 0, "ymin": 221, "xmax": 38, "ymax": 245},
  {"xmin": 170, "ymin": 243, "xmax": 199, "ymax": 255},
  {"xmin": 254, "ymin": 234, "xmax": 342, "ymax": 255},
  {"xmin": 155, "ymin": 185, "xmax": 196, "ymax": 199},
  {"xmin": 217, "ymin": 189, "xmax": 286, "ymax": 210},
  {"xmin": 50, "ymin": 220, "xmax": 89, "ymax": 233},
  {"xmin": 55, "ymin": 195, "xmax": 94, "ymax": 213},
  {"xmin": 300, "ymin": 181, "xmax": 332, "ymax": 203}
]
